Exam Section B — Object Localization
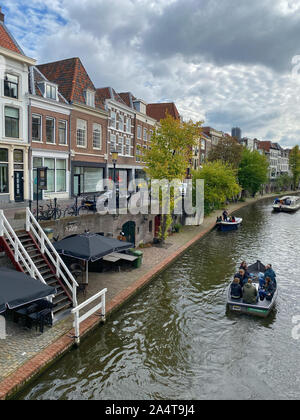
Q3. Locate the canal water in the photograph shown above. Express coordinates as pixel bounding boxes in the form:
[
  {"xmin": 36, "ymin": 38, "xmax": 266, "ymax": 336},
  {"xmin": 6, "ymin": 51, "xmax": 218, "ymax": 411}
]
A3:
[{"xmin": 18, "ymin": 198, "xmax": 300, "ymax": 400}]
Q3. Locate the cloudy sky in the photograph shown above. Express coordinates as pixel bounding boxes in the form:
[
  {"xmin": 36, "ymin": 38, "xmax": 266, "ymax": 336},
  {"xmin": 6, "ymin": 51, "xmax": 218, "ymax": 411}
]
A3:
[{"xmin": 3, "ymin": 0, "xmax": 300, "ymax": 147}]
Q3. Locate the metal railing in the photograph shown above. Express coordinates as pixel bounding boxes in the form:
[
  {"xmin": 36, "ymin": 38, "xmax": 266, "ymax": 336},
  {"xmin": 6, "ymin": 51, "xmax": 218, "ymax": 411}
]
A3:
[
  {"xmin": 26, "ymin": 208, "xmax": 79, "ymax": 307},
  {"xmin": 0, "ymin": 209, "xmax": 46, "ymax": 285},
  {"xmin": 71, "ymin": 288, "xmax": 107, "ymax": 345}
]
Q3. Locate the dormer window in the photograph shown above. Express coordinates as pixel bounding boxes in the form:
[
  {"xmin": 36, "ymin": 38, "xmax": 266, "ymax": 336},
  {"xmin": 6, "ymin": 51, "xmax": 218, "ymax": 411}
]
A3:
[
  {"xmin": 45, "ymin": 84, "xmax": 57, "ymax": 100},
  {"xmin": 86, "ymin": 90, "xmax": 95, "ymax": 107}
]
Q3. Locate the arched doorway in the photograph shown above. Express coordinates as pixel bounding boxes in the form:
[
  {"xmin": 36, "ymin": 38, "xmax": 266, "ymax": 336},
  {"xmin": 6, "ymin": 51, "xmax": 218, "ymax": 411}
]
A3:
[{"xmin": 122, "ymin": 221, "xmax": 136, "ymax": 246}]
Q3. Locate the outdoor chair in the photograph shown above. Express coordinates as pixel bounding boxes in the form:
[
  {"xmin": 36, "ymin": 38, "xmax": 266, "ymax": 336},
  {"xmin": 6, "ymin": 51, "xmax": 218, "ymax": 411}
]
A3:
[{"xmin": 28, "ymin": 308, "xmax": 52, "ymax": 333}]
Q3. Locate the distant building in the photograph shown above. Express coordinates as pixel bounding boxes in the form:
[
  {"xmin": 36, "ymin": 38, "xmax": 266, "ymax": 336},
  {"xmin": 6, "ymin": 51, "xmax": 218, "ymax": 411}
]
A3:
[
  {"xmin": 240, "ymin": 137, "xmax": 259, "ymax": 152},
  {"xmin": 232, "ymin": 127, "xmax": 242, "ymax": 141}
]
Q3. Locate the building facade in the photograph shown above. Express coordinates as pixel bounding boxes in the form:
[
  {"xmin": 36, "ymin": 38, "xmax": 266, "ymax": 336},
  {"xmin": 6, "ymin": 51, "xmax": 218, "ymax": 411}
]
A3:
[
  {"xmin": 0, "ymin": 10, "xmax": 35, "ymax": 203},
  {"xmin": 28, "ymin": 66, "xmax": 71, "ymax": 201},
  {"xmin": 38, "ymin": 58, "xmax": 109, "ymax": 197}
]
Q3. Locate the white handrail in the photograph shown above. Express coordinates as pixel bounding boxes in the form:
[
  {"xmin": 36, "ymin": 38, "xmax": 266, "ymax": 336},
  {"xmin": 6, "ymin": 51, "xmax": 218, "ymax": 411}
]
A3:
[
  {"xmin": 26, "ymin": 208, "xmax": 78, "ymax": 307},
  {"xmin": 0, "ymin": 210, "xmax": 46, "ymax": 285},
  {"xmin": 71, "ymin": 288, "xmax": 107, "ymax": 345}
]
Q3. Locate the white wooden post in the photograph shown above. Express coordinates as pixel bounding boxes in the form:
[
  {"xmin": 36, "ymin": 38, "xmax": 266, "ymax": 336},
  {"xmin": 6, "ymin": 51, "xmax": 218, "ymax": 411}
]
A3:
[
  {"xmin": 74, "ymin": 310, "xmax": 80, "ymax": 345},
  {"xmin": 0, "ymin": 210, "xmax": 4, "ymax": 237}
]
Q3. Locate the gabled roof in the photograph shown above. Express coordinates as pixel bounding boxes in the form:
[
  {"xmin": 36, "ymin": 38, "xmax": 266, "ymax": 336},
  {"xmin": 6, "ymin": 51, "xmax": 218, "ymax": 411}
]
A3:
[
  {"xmin": 146, "ymin": 102, "xmax": 180, "ymax": 121},
  {"xmin": 37, "ymin": 58, "xmax": 104, "ymax": 110},
  {"xmin": 0, "ymin": 20, "xmax": 23, "ymax": 55},
  {"xmin": 29, "ymin": 66, "xmax": 69, "ymax": 104},
  {"xmin": 118, "ymin": 92, "xmax": 135, "ymax": 108},
  {"xmin": 96, "ymin": 87, "xmax": 127, "ymax": 107}
]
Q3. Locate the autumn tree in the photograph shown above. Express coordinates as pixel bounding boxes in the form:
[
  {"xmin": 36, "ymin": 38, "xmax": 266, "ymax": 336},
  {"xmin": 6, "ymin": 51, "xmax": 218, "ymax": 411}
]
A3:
[
  {"xmin": 143, "ymin": 114, "xmax": 202, "ymax": 242},
  {"xmin": 207, "ymin": 136, "xmax": 243, "ymax": 168},
  {"xmin": 192, "ymin": 161, "xmax": 241, "ymax": 215},
  {"xmin": 289, "ymin": 145, "xmax": 300, "ymax": 190},
  {"xmin": 238, "ymin": 149, "xmax": 269, "ymax": 197}
]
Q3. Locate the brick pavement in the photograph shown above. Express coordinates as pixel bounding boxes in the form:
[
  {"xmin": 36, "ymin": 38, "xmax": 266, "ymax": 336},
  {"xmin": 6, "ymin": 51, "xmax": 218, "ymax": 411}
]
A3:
[{"xmin": 0, "ymin": 193, "xmax": 279, "ymax": 399}]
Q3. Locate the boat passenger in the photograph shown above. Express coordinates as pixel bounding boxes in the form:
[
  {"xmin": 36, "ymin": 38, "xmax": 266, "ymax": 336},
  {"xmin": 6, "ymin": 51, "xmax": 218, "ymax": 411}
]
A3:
[
  {"xmin": 264, "ymin": 264, "xmax": 277, "ymax": 288},
  {"xmin": 242, "ymin": 279, "xmax": 258, "ymax": 304},
  {"xmin": 258, "ymin": 272, "xmax": 266, "ymax": 289},
  {"xmin": 274, "ymin": 198, "xmax": 280, "ymax": 204},
  {"xmin": 234, "ymin": 268, "xmax": 249, "ymax": 287},
  {"xmin": 259, "ymin": 277, "xmax": 275, "ymax": 301},
  {"xmin": 230, "ymin": 216, "xmax": 236, "ymax": 223},
  {"xmin": 240, "ymin": 261, "xmax": 250, "ymax": 277},
  {"xmin": 223, "ymin": 210, "xmax": 229, "ymax": 221},
  {"xmin": 230, "ymin": 277, "xmax": 243, "ymax": 300},
  {"xmin": 216, "ymin": 216, "xmax": 222, "ymax": 223}
]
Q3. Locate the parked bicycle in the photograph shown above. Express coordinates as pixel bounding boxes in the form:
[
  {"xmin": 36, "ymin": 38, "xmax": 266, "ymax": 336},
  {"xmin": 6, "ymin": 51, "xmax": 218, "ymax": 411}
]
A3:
[{"xmin": 33, "ymin": 199, "xmax": 62, "ymax": 221}]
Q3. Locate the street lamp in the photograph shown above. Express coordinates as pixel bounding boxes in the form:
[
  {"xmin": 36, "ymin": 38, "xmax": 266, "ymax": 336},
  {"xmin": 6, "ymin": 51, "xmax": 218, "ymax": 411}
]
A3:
[{"xmin": 112, "ymin": 150, "xmax": 119, "ymax": 210}]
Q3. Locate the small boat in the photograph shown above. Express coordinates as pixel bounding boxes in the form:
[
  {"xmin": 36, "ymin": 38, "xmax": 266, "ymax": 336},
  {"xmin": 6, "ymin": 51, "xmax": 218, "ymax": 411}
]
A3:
[
  {"xmin": 273, "ymin": 196, "xmax": 300, "ymax": 213},
  {"xmin": 216, "ymin": 217, "xmax": 243, "ymax": 231},
  {"xmin": 227, "ymin": 260, "xmax": 278, "ymax": 318}
]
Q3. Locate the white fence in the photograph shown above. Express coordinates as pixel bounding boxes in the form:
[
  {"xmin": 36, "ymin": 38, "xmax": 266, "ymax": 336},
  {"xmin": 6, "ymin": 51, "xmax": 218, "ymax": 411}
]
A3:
[{"xmin": 71, "ymin": 288, "xmax": 107, "ymax": 345}]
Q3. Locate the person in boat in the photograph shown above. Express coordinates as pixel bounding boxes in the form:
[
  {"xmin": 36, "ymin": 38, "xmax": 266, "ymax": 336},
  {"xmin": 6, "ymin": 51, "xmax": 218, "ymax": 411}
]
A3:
[
  {"xmin": 259, "ymin": 277, "xmax": 275, "ymax": 301},
  {"xmin": 274, "ymin": 198, "xmax": 280, "ymax": 204},
  {"xmin": 258, "ymin": 272, "xmax": 266, "ymax": 289},
  {"xmin": 230, "ymin": 216, "xmax": 236, "ymax": 223},
  {"xmin": 235, "ymin": 268, "xmax": 249, "ymax": 287},
  {"xmin": 230, "ymin": 277, "xmax": 243, "ymax": 300},
  {"xmin": 264, "ymin": 264, "xmax": 277, "ymax": 288},
  {"xmin": 223, "ymin": 210, "xmax": 229, "ymax": 221},
  {"xmin": 242, "ymin": 279, "xmax": 258, "ymax": 304},
  {"xmin": 216, "ymin": 216, "xmax": 222, "ymax": 223}
]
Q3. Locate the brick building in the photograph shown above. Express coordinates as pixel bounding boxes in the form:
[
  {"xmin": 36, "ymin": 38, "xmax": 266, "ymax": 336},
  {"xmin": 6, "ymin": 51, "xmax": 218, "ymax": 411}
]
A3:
[{"xmin": 37, "ymin": 58, "xmax": 109, "ymax": 197}]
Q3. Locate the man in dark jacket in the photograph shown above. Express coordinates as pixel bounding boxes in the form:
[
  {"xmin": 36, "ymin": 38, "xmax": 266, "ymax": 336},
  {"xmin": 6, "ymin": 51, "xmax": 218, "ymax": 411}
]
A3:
[
  {"xmin": 264, "ymin": 264, "xmax": 277, "ymax": 288},
  {"xmin": 234, "ymin": 268, "xmax": 249, "ymax": 287},
  {"xmin": 230, "ymin": 278, "xmax": 243, "ymax": 300},
  {"xmin": 242, "ymin": 279, "xmax": 258, "ymax": 304}
]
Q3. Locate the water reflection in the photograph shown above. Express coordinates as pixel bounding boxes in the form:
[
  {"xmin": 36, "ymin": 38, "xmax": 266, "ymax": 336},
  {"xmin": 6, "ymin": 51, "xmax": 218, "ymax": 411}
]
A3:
[{"xmin": 17, "ymin": 198, "xmax": 300, "ymax": 400}]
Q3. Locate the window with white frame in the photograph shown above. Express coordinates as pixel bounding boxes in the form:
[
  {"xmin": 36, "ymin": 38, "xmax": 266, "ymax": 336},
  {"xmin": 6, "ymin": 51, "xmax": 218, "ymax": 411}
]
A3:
[
  {"xmin": 76, "ymin": 119, "xmax": 87, "ymax": 147},
  {"xmin": 137, "ymin": 125, "xmax": 142, "ymax": 139},
  {"xmin": 86, "ymin": 90, "xmax": 95, "ymax": 107},
  {"xmin": 46, "ymin": 84, "xmax": 57, "ymax": 100},
  {"xmin": 125, "ymin": 138, "xmax": 132, "ymax": 156},
  {"xmin": 110, "ymin": 133, "xmax": 116, "ymax": 152},
  {"xmin": 4, "ymin": 74, "xmax": 18, "ymax": 99},
  {"xmin": 58, "ymin": 120, "xmax": 67, "ymax": 145},
  {"xmin": 126, "ymin": 117, "xmax": 131, "ymax": 133},
  {"xmin": 143, "ymin": 127, "xmax": 147, "ymax": 141},
  {"xmin": 93, "ymin": 123, "xmax": 102, "ymax": 149},
  {"xmin": 110, "ymin": 111, "xmax": 116, "ymax": 129},
  {"xmin": 148, "ymin": 129, "xmax": 153, "ymax": 142},
  {"xmin": 46, "ymin": 117, "xmax": 55, "ymax": 143},
  {"xmin": 136, "ymin": 145, "xmax": 141, "ymax": 163},
  {"xmin": 117, "ymin": 136, "xmax": 124, "ymax": 155},
  {"xmin": 5, "ymin": 107, "xmax": 19, "ymax": 138},
  {"xmin": 32, "ymin": 115, "xmax": 42, "ymax": 142},
  {"xmin": 118, "ymin": 114, "xmax": 124, "ymax": 131}
]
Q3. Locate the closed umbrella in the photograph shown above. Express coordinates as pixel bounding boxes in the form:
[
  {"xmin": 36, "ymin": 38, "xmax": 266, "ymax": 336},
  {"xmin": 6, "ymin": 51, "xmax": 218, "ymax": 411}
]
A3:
[
  {"xmin": 53, "ymin": 233, "xmax": 133, "ymax": 284},
  {"xmin": 0, "ymin": 268, "xmax": 56, "ymax": 314}
]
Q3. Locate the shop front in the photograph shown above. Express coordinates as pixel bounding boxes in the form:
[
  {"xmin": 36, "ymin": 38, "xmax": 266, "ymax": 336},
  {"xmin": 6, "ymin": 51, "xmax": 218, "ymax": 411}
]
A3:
[
  {"xmin": 71, "ymin": 162, "xmax": 105, "ymax": 197},
  {"xmin": 32, "ymin": 151, "xmax": 69, "ymax": 201}
]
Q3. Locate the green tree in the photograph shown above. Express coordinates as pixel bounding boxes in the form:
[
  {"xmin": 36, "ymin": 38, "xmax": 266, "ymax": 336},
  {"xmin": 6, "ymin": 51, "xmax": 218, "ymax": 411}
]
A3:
[
  {"xmin": 289, "ymin": 145, "xmax": 300, "ymax": 190},
  {"xmin": 238, "ymin": 149, "xmax": 269, "ymax": 197},
  {"xmin": 207, "ymin": 136, "xmax": 243, "ymax": 168},
  {"xmin": 144, "ymin": 114, "xmax": 202, "ymax": 242},
  {"xmin": 192, "ymin": 161, "xmax": 241, "ymax": 215},
  {"xmin": 275, "ymin": 173, "xmax": 293, "ymax": 192}
]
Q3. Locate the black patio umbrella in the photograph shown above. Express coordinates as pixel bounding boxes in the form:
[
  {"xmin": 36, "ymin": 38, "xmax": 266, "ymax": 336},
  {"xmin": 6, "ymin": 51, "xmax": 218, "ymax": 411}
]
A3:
[
  {"xmin": 0, "ymin": 268, "xmax": 56, "ymax": 314},
  {"xmin": 53, "ymin": 233, "xmax": 133, "ymax": 283}
]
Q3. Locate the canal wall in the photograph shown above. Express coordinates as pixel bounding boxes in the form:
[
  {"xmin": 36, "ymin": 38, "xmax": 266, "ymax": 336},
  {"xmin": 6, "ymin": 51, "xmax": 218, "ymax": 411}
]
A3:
[{"xmin": 0, "ymin": 191, "xmax": 296, "ymax": 400}]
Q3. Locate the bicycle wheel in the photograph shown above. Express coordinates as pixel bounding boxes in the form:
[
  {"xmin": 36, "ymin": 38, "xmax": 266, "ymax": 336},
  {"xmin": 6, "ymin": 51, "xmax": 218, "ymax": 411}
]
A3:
[{"xmin": 64, "ymin": 207, "xmax": 77, "ymax": 217}]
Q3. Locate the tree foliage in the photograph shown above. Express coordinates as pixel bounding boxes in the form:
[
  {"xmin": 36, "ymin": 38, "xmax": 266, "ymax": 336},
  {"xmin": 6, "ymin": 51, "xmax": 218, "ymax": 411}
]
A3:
[
  {"xmin": 289, "ymin": 145, "xmax": 300, "ymax": 190},
  {"xmin": 143, "ymin": 114, "xmax": 202, "ymax": 241},
  {"xmin": 238, "ymin": 149, "xmax": 269, "ymax": 197},
  {"xmin": 192, "ymin": 161, "xmax": 241, "ymax": 214},
  {"xmin": 207, "ymin": 136, "xmax": 243, "ymax": 168}
]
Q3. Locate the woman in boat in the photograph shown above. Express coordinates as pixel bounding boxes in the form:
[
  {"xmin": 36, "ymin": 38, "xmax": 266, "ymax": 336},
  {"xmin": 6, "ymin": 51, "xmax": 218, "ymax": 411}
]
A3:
[
  {"xmin": 259, "ymin": 277, "xmax": 275, "ymax": 301},
  {"xmin": 230, "ymin": 277, "xmax": 243, "ymax": 300},
  {"xmin": 239, "ymin": 262, "xmax": 250, "ymax": 278},
  {"xmin": 235, "ymin": 268, "xmax": 249, "ymax": 287},
  {"xmin": 223, "ymin": 210, "xmax": 229, "ymax": 221}
]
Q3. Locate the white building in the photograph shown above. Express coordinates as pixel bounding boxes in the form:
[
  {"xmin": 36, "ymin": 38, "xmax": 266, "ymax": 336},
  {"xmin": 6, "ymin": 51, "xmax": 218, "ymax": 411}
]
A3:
[{"xmin": 0, "ymin": 9, "xmax": 35, "ymax": 203}]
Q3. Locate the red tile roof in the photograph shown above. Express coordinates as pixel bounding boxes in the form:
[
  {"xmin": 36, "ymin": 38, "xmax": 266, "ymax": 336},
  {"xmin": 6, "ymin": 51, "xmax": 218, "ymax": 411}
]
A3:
[
  {"xmin": 0, "ymin": 22, "xmax": 22, "ymax": 54},
  {"xmin": 29, "ymin": 66, "xmax": 68, "ymax": 104},
  {"xmin": 96, "ymin": 87, "xmax": 127, "ymax": 107},
  {"xmin": 37, "ymin": 58, "xmax": 105, "ymax": 110},
  {"xmin": 146, "ymin": 102, "xmax": 180, "ymax": 121}
]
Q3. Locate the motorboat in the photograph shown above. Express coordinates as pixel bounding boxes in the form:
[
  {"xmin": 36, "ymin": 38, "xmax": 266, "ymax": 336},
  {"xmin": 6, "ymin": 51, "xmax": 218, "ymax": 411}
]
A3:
[
  {"xmin": 216, "ymin": 217, "xmax": 243, "ymax": 231},
  {"xmin": 273, "ymin": 196, "xmax": 300, "ymax": 213},
  {"xmin": 227, "ymin": 261, "xmax": 278, "ymax": 318}
]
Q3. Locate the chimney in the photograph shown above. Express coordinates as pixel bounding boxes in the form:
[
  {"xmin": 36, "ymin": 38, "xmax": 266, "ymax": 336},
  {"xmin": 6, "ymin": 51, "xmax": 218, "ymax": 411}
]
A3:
[{"xmin": 0, "ymin": 7, "xmax": 4, "ymax": 23}]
